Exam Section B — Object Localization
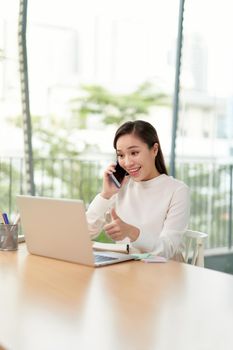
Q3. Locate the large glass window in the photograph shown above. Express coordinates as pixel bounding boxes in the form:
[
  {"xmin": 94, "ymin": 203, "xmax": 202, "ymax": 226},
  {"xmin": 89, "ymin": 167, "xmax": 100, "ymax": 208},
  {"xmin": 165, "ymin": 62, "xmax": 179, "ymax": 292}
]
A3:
[
  {"xmin": 1, "ymin": 0, "xmax": 233, "ymax": 250},
  {"xmin": 179, "ymin": 0, "xmax": 233, "ymax": 159},
  {"xmin": 25, "ymin": 0, "xmax": 179, "ymax": 156},
  {"xmin": 179, "ymin": 0, "xmax": 233, "ymax": 247}
]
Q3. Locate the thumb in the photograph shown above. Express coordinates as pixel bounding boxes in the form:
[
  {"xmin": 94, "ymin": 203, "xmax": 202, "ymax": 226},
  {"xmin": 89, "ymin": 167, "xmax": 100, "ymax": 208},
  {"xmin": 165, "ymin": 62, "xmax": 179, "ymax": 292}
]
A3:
[{"xmin": 111, "ymin": 208, "xmax": 119, "ymax": 220}]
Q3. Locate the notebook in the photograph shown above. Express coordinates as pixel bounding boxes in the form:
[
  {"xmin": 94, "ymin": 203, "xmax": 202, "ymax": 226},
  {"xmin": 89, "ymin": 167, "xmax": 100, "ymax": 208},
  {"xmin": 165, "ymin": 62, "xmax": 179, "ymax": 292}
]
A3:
[{"xmin": 16, "ymin": 195, "xmax": 135, "ymax": 267}]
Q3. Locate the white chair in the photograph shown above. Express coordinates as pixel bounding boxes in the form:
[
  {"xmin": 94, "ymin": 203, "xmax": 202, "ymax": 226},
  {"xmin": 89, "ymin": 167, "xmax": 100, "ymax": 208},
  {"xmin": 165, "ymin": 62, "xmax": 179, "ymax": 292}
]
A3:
[{"xmin": 183, "ymin": 229, "xmax": 208, "ymax": 267}]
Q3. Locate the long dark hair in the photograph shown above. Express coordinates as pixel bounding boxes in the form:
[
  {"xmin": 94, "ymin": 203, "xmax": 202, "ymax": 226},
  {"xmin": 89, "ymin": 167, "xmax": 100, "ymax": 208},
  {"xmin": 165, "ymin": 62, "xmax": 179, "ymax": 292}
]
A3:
[{"xmin": 113, "ymin": 120, "xmax": 168, "ymax": 175}]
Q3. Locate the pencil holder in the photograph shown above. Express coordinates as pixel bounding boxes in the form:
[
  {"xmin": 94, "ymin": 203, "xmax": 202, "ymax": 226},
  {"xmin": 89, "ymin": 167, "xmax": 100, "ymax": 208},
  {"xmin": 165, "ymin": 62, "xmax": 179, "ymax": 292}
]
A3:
[{"xmin": 0, "ymin": 224, "xmax": 18, "ymax": 251}]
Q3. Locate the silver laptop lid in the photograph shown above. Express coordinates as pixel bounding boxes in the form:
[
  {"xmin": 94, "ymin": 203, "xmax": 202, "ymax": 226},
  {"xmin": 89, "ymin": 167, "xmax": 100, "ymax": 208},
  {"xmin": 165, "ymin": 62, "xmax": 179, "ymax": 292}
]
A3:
[{"xmin": 16, "ymin": 195, "xmax": 95, "ymax": 266}]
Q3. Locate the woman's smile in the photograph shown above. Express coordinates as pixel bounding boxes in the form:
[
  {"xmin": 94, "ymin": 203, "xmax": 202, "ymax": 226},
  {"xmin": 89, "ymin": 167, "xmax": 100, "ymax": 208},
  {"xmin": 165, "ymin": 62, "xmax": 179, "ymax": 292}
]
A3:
[{"xmin": 127, "ymin": 166, "xmax": 141, "ymax": 177}]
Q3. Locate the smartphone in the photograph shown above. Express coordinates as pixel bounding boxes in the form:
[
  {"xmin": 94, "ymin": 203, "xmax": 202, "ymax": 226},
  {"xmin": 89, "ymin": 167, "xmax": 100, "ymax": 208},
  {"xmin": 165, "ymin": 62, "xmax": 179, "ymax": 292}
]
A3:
[{"xmin": 109, "ymin": 162, "xmax": 128, "ymax": 188}]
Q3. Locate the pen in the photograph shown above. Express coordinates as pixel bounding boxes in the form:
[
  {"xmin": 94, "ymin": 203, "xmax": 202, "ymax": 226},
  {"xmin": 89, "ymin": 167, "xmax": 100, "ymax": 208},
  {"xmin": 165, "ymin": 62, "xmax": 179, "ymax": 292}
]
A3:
[{"xmin": 2, "ymin": 213, "xmax": 10, "ymax": 225}]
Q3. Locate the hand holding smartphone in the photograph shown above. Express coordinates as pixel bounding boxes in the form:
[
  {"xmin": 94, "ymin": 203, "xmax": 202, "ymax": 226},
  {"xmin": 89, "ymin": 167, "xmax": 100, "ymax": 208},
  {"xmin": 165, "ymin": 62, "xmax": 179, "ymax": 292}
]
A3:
[{"xmin": 109, "ymin": 162, "xmax": 128, "ymax": 188}]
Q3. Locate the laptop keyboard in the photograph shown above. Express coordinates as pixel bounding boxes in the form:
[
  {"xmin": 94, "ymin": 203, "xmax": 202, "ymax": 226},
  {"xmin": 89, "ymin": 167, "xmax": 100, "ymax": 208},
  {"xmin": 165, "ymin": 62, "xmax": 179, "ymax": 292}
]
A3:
[{"xmin": 95, "ymin": 254, "xmax": 118, "ymax": 263}]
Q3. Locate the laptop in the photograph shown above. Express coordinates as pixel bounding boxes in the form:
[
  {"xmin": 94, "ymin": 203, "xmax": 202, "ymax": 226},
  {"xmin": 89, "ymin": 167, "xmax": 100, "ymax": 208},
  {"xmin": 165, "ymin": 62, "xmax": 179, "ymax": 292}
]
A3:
[{"xmin": 16, "ymin": 195, "xmax": 135, "ymax": 267}]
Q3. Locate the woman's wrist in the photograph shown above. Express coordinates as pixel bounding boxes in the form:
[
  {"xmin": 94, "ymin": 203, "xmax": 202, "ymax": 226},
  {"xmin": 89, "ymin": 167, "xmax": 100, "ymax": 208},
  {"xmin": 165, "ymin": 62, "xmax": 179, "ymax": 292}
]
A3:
[{"xmin": 100, "ymin": 192, "xmax": 112, "ymax": 200}]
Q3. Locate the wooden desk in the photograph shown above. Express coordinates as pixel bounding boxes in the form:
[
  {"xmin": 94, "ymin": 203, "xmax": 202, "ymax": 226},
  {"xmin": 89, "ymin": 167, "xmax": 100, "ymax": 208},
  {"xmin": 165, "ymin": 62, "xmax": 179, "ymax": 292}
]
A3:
[{"xmin": 0, "ymin": 244, "xmax": 233, "ymax": 350}]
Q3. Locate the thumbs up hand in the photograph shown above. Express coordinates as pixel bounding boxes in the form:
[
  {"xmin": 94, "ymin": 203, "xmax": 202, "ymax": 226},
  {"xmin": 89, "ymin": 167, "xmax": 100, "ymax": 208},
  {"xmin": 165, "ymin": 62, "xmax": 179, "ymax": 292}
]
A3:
[
  {"xmin": 103, "ymin": 208, "xmax": 140, "ymax": 242},
  {"xmin": 110, "ymin": 208, "xmax": 118, "ymax": 221}
]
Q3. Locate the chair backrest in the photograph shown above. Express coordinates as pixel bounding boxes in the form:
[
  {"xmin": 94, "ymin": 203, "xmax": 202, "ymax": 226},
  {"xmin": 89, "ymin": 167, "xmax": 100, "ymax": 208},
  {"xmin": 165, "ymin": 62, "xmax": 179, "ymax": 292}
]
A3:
[{"xmin": 183, "ymin": 229, "xmax": 208, "ymax": 267}]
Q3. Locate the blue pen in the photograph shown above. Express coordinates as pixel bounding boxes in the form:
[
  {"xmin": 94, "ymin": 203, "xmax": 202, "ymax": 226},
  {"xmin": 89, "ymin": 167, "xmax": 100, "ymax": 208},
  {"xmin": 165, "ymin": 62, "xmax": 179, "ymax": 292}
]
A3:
[{"xmin": 2, "ymin": 213, "xmax": 10, "ymax": 224}]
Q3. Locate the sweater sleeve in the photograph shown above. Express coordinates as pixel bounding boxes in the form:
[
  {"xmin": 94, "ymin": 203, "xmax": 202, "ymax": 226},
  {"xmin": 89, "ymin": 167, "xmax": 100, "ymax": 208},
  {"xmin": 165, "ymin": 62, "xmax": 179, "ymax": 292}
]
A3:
[
  {"xmin": 86, "ymin": 194, "xmax": 115, "ymax": 239},
  {"xmin": 131, "ymin": 184, "xmax": 190, "ymax": 259}
]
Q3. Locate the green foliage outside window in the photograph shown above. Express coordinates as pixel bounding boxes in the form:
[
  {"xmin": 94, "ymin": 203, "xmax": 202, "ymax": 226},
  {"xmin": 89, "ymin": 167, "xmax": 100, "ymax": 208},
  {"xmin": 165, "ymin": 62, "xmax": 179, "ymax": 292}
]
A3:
[{"xmin": 69, "ymin": 81, "xmax": 169, "ymax": 128}]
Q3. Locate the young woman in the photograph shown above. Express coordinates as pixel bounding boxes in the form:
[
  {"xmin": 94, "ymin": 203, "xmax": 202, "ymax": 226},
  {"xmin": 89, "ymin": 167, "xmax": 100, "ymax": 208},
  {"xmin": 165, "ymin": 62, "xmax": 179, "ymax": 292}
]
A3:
[{"xmin": 86, "ymin": 120, "xmax": 190, "ymax": 260}]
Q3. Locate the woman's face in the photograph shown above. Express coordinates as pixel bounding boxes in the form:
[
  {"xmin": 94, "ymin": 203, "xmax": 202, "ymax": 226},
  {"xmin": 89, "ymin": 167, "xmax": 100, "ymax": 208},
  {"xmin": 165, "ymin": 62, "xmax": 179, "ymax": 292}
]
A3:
[{"xmin": 116, "ymin": 133, "xmax": 159, "ymax": 181}]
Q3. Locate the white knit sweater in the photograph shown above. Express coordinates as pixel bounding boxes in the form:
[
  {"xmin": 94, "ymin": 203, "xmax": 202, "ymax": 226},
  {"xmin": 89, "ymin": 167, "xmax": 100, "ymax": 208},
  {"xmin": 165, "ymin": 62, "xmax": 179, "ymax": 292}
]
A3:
[{"xmin": 86, "ymin": 174, "xmax": 190, "ymax": 259}]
